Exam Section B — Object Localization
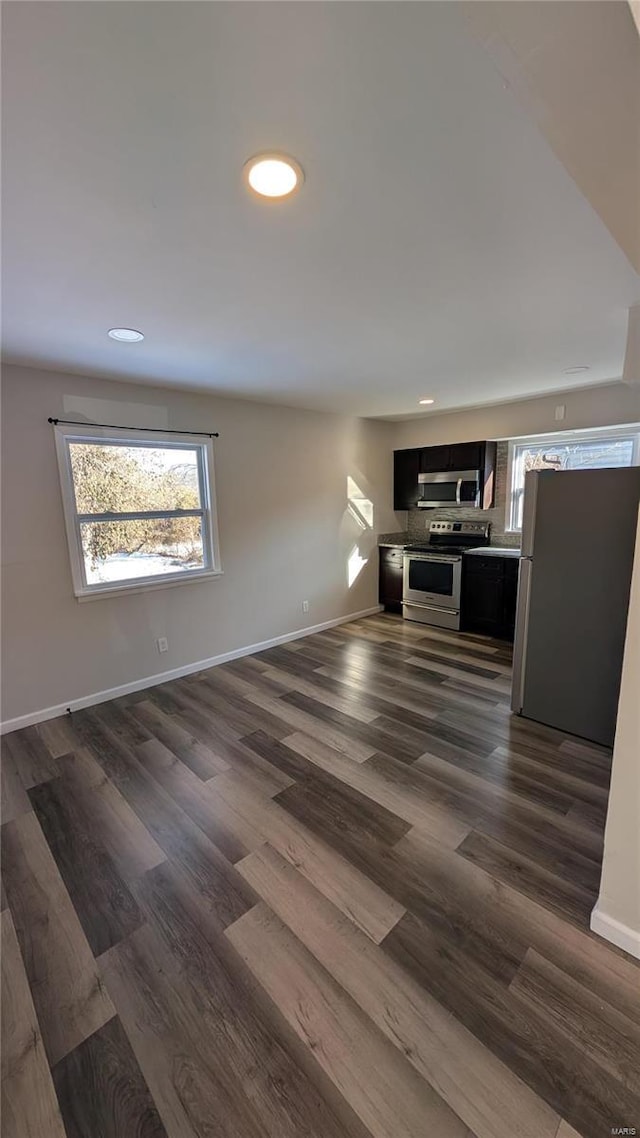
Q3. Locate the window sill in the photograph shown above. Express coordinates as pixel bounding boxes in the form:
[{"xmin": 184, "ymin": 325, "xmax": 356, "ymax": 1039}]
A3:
[{"xmin": 75, "ymin": 568, "xmax": 223, "ymax": 602}]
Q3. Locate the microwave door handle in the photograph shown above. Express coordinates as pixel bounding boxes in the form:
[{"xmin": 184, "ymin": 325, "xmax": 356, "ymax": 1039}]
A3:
[{"xmin": 455, "ymin": 478, "xmax": 463, "ymax": 504}]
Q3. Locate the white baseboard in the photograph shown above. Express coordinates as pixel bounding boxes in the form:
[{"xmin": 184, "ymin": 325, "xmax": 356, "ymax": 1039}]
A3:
[
  {"xmin": 590, "ymin": 903, "xmax": 640, "ymax": 960},
  {"xmin": 0, "ymin": 605, "xmax": 383, "ymax": 735}
]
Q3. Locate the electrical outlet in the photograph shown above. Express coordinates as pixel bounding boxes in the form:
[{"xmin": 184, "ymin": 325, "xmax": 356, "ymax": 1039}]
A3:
[
  {"xmin": 302, "ymin": 600, "xmax": 309, "ymax": 613},
  {"xmin": 157, "ymin": 637, "xmax": 169, "ymax": 653},
  {"xmin": 555, "ymin": 404, "xmax": 566, "ymax": 421}
]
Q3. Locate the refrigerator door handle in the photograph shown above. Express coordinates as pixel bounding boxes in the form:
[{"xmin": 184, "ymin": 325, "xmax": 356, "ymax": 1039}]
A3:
[{"xmin": 511, "ymin": 557, "xmax": 533, "ymax": 714}]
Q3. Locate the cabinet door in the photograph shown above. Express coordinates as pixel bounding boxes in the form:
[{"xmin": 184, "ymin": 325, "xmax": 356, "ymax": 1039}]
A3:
[
  {"xmin": 449, "ymin": 441, "xmax": 484, "ymax": 471},
  {"xmin": 462, "ymin": 559, "xmax": 504, "ymax": 634},
  {"xmin": 419, "ymin": 445, "xmax": 451, "ymax": 473},
  {"xmin": 393, "ymin": 450, "xmax": 420, "ymax": 510},
  {"xmin": 379, "ymin": 548, "xmax": 404, "ymax": 609}
]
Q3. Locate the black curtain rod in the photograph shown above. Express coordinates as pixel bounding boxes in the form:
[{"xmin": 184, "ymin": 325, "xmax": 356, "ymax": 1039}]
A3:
[{"xmin": 48, "ymin": 417, "xmax": 219, "ymax": 438}]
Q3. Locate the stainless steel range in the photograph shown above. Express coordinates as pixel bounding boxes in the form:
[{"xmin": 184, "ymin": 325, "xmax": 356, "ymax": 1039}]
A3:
[{"xmin": 403, "ymin": 520, "xmax": 490, "ymax": 629}]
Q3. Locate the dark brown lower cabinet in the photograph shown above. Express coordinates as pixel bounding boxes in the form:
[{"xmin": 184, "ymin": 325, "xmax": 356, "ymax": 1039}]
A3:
[
  {"xmin": 379, "ymin": 547, "xmax": 404, "ymax": 612},
  {"xmin": 461, "ymin": 555, "xmax": 519, "ymax": 641}
]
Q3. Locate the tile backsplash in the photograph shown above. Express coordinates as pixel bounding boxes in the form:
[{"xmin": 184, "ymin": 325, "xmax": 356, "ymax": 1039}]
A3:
[{"xmin": 380, "ymin": 442, "xmax": 521, "ymax": 548}]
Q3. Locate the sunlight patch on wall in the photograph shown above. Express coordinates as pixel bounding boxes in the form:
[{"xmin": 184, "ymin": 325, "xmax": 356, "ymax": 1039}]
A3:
[
  {"xmin": 347, "ymin": 476, "xmax": 374, "ymax": 529},
  {"xmin": 348, "ymin": 545, "xmax": 368, "ymax": 587}
]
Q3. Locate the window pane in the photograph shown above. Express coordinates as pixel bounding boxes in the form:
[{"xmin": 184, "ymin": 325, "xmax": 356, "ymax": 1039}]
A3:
[
  {"xmin": 69, "ymin": 443, "xmax": 201, "ymax": 515},
  {"xmin": 80, "ymin": 517, "xmax": 205, "ymax": 585},
  {"xmin": 510, "ymin": 436, "xmax": 637, "ymax": 530},
  {"xmin": 517, "ymin": 438, "xmax": 635, "ymax": 476}
]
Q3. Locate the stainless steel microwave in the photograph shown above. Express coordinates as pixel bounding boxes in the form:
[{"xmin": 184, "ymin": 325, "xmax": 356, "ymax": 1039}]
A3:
[{"xmin": 417, "ymin": 469, "xmax": 482, "ymax": 509}]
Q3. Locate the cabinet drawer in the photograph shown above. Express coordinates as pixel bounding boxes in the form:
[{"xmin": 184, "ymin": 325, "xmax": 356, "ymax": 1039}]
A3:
[
  {"xmin": 464, "ymin": 555, "xmax": 503, "ymax": 576},
  {"xmin": 381, "ymin": 547, "xmax": 404, "ymax": 564}
]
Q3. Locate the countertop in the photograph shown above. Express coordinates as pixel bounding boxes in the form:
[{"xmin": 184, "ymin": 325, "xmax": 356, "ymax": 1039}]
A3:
[
  {"xmin": 378, "ymin": 541, "xmax": 521, "ymax": 557},
  {"xmin": 464, "ymin": 546, "xmax": 521, "ymax": 559}
]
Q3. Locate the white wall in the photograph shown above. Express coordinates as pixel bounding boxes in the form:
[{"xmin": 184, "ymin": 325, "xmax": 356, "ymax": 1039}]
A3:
[
  {"xmin": 591, "ymin": 507, "xmax": 640, "ymax": 959},
  {"xmin": 1, "ymin": 364, "xmax": 400, "ymax": 728},
  {"xmin": 389, "ymin": 381, "xmax": 640, "ymax": 450}
]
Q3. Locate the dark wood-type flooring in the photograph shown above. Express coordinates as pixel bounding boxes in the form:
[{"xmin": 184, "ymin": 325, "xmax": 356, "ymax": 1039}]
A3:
[{"xmin": 2, "ymin": 613, "xmax": 639, "ymax": 1138}]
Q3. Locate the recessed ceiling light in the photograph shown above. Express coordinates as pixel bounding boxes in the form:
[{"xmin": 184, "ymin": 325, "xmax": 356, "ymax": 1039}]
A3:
[
  {"xmin": 419, "ymin": 398, "xmax": 435, "ymax": 405},
  {"xmin": 244, "ymin": 153, "xmax": 304, "ymax": 199},
  {"xmin": 562, "ymin": 365, "xmax": 589, "ymax": 375},
  {"xmin": 108, "ymin": 327, "xmax": 144, "ymax": 342}
]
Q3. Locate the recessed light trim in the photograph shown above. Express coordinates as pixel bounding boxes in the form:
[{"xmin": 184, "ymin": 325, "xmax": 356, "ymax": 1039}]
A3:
[
  {"xmin": 419, "ymin": 398, "xmax": 435, "ymax": 405},
  {"xmin": 244, "ymin": 153, "xmax": 304, "ymax": 199},
  {"xmin": 108, "ymin": 327, "xmax": 144, "ymax": 342},
  {"xmin": 562, "ymin": 365, "xmax": 590, "ymax": 375}
]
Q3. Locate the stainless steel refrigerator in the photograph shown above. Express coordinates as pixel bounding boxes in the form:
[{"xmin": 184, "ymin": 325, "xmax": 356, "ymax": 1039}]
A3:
[{"xmin": 511, "ymin": 467, "xmax": 640, "ymax": 747}]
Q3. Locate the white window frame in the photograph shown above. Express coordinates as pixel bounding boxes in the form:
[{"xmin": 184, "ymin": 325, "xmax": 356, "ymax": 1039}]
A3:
[
  {"xmin": 54, "ymin": 424, "xmax": 222, "ymax": 601},
  {"xmin": 505, "ymin": 425, "xmax": 640, "ymax": 534}
]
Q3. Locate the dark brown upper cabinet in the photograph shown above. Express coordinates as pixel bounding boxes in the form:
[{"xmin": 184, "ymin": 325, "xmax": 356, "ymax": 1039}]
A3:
[
  {"xmin": 394, "ymin": 440, "xmax": 497, "ymax": 511},
  {"xmin": 419, "ymin": 445, "xmax": 452, "ymax": 473},
  {"xmin": 393, "ymin": 448, "xmax": 421, "ymax": 510}
]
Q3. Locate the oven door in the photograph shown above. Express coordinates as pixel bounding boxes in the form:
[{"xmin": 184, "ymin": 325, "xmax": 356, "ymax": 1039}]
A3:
[
  {"xmin": 417, "ymin": 469, "xmax": 481, "ymax": 508},
  {"xmin": 402, "ymin": 553, "xmax": 462, "ymax": 611}
]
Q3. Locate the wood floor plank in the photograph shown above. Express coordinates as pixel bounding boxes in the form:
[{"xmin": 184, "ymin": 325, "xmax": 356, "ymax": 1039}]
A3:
[
  {"xmin": 36, "ymin": 713, "xmax": 84, "ymax": 758},
  {"xmin": 555, "ymin": 1122, "xmax": 585, "ymax": 1138},
  {"xmin": 275, "ymin": 773, "xmax": 411, "ymax": 850},
  {"xmin": 383, "ymin": 910, "xmax": 640, "ymax": 1138},
  {"xmin": 408, "ymin": 654, "xmax": 511, "ymax": 693},
  {"xmin": 1, "ymin": 909, "xmax": 67, "ymax": 1138},
  {"xmin": 128, "ymin": 699, "xmax": 230, "ymax": 778},
  {"xmin": 99, "ymin": 923, "xmax": 265, "ymax": 1138},
  {"xmin": 186, "ymin": 673, "xmax": 293, "ymax": 740},
  {"xmin": 415, "ymin": 742, "xmax": 577, "ymax": 815},
  {"xmin": 69, "ymin": 706, "xmax": 258, "ymax": 930},
  {"xmin": 236, "ymin": 844, "xmax": 560, "ymax": 1138},
  {"xmin": 243, "ymin": 730, "xmax": 411, "ymax": 849},
  {"xmin": 392, "ymin": 824, "xmax": 640, "ymax": 1026},
  {"xmin": 134, "ymin": 736, "xmax": 256, "ymax": 862},
  {"xmin": 28, "ymin": 776, "xmax": 145, "ymax": 956},
  {"xmin": 56, "ymin": 748, "xmax": 166, "ymax": 882},
  {"xmin": 509, "ymin": 948, "xmax": 640, "ymax": 1093},
  {"xmin": 210, "ymin": 772, "xmax": 405, "ymax": 942},
  {"xmin": 101, "ymin": 896, "xmax": 371, "ymax": 1138},
  {"xmin": 282, "ymin": 689, "xmax": 436, "ymax": 763},
  {"xmin": 1, "ymin": 726, "xmax": 58, "ymax": 789},
  {"xmin": 260, "ymin": 664, "xmax": 382, "ymax": 723},
  {"xmin": 133, "ymin": 859, "xmax": 375, "ymax": 1138},
  {"xmin": 284, "ymin": 731, "xmax": 471, "ymax": 848},
  {"xmin": 1, "ymin": 810, "xmax": 115, "ymax": 1065},
  {"xmin": 274, "ymin": 783, "xmax": 526, "ymax": 985},
  {"xmin": 1, "ymin": 740, "xmax": 32, "ymax": 824},
  {"xmin": 52, "ymin": 1014, "xmax": 168, "ymax": 1138},
  {"xmin": 243, "ymin": 688, "xmax": 379, "ymax": 761},
  {"xmin": 226, "ymin": 902, "xmax": 471, "ymax": 1138},
  {"xmin": 456, "ymin": 829, "xmax": 596, "ymax": 927}
]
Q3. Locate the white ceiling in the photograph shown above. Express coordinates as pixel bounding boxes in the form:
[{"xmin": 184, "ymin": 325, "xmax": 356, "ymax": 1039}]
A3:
[{"xmin": 2, "ymin": 1, "xmax": 638, "ymax": 418}]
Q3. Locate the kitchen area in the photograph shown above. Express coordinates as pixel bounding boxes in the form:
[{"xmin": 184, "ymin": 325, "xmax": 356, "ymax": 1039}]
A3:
[{"xmin": 379, "ymin": 436, "xmax": 640, "ymax": 749}]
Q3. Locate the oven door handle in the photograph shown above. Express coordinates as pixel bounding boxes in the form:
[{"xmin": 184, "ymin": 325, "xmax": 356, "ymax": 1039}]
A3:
[
  {"xmin": 455, "ymin": 478, "xmax": 463, "ymax": 505},
  {"xmin": 404, "ymin": 554, "xmax": 461, "ymax": 564}
]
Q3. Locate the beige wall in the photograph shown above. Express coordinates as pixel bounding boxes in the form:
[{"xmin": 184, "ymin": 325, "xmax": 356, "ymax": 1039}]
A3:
[
  {"xmin": 592, "ymin": 507, "xmax": 640, "ymax": 959},
  {"xmin": 389, "ymin": 381, "xmax": 640, "ymax": 451},
  {"xmin": 1, "ymin": 364, "xmax": 400, "ymax": 727}
]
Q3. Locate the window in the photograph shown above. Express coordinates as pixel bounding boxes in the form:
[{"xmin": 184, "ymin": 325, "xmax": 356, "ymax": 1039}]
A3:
[
  {"xmin": 54, "ymin": 426, "xmax": 221, "ymax": 599},
  {"xmin": 506, "ymin": 428, "xmax": 640, "ymax": 532}
]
